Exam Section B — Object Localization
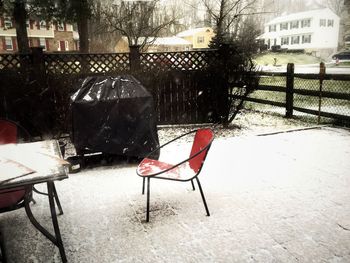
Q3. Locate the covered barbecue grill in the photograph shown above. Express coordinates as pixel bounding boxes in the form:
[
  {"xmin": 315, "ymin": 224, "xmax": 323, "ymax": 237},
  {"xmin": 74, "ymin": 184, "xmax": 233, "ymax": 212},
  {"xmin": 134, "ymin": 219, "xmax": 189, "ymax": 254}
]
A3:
[{"xmin": 70, "ymin": 75, "xmax": 159, "ymax": 158}]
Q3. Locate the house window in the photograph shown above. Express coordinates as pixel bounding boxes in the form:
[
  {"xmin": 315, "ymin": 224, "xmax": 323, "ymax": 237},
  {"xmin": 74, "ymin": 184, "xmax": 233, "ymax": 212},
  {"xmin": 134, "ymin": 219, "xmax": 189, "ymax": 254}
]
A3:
[
  {"xmin": 280, "ymin": 23, "xmax": 288, "ymax": 30},
  {"xmin": 302, "ymin": 35, "xmax": 311, "ymax": 44},
  {"xmin": 197, "ymin": 36, "xmax": 204, "ymax": 44},
  {"xmin": 40, "ymin": 20, "xmax": 47, "ymax": 30},
  {"xmin": 281, "ymin": 37, "xmax": 289, "ymax": 45},
  {"xmin": 5, "ymin": 37, "xmax": 13, "ymax": 50},
  {"xmin": 39, "ymin": 38, "xmax": 47, "ymax": 50},
  {"xmin": 4, "ymin": 18, "xmax": 12, "ymax": 29},
  {"xmin": 301, "ymin": 19, "xmax": 310, "ymax": 28},
  {"xmin": 320, "ymin": 19, "xmax": 326, "ymax": 27},
  {"xmin": 291, "ymin": 36, "xmax": 300, "ymax": 44},
  {"xmin": 57, "ymin": 22, "xmax": 64, "ymax": 31},
  {"xmin": 269, "ymin": 25, "xmax": 276, "ymax": 32},
  {"xmin": 327, "ymin": 19, "xmax": 334, "ymax": 27},
  {"xmin": 290, "ymin": 21, "xmax": 299, "ymax": 29}
]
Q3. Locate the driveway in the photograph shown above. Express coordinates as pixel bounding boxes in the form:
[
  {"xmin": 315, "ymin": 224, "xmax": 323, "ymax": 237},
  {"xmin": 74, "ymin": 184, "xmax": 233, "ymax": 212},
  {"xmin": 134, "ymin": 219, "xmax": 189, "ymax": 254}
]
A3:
[{"xmin": 1, "ymin": 126, "xmax": 350, "ymax": 262}]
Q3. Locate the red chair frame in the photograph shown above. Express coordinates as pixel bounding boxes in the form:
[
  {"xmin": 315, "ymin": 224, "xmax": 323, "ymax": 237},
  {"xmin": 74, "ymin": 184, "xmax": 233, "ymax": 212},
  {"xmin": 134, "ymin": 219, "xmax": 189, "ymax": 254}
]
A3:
[
  {"xmin": 0, "ymin": 119, "xmax": 31, "ymax": 144},
  {"xmin": 137, "ymin": 128, "xmax": 214, "ymax": 222}
]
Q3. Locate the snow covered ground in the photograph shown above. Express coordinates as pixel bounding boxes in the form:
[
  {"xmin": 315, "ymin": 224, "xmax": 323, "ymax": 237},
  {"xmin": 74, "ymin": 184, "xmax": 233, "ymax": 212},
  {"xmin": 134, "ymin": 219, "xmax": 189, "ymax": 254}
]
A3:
[{"xmin": 1, "ymin": 111, "xmax": 350, "ymax": 262}]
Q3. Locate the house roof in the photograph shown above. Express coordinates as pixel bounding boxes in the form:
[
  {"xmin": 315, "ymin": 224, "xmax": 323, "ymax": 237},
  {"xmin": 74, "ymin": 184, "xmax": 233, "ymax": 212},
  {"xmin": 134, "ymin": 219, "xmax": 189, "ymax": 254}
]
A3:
[
  {"xmin": 152, "ymin": 37, "xmax": 191, "ymax": 45},
  {"xmin": 266, "ymin": 8, "xmax": 339, "ymax": 25},
  {"xmin": 176, "ymin": 27, "xmax": 213, "ymax": 37},
  {"xmin": 121, "ymin": 36, "xmax": 191, "ymax": 46}
]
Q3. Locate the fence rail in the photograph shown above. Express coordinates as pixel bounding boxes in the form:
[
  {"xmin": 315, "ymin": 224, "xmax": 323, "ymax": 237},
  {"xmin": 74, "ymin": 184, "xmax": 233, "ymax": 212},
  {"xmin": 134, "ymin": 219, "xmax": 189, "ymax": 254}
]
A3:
[{"xmin": 245, "ymin": 63, "xmax": 350, "ymax": 125}]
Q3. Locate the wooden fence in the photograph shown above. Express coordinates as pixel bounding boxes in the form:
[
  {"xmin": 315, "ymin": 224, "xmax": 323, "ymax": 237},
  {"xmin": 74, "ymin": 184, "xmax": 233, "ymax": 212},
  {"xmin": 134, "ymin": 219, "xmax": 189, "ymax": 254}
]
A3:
[
  {"xmin": 0, "ymin": 48, "xmax": 223, "ymax": 135},
  {"xmin": 240, "ymin": 63, "xmax": 350, "ymax": 124},
  {"xmin": 2, "ymin": 49, "xmax": 349, "ymax": 136}
]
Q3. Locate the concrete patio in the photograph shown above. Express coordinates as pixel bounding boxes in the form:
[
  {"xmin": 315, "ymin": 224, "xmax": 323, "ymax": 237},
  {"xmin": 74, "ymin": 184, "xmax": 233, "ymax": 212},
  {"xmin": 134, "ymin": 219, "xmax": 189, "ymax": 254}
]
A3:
[{"xmin": 1, "ymin": 126, "xmax": 350, "ymax": 262}]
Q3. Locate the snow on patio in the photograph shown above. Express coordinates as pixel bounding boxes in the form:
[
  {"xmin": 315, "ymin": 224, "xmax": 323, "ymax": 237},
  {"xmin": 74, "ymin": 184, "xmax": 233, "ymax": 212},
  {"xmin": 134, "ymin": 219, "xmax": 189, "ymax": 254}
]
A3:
[{"xmin": 1, "ymin": 123, "xmax": 350, "ymax": 262}]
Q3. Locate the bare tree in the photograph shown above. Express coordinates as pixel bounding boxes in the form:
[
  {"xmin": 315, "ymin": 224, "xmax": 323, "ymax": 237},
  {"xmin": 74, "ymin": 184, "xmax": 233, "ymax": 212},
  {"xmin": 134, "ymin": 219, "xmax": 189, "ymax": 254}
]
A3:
[
  {"xmin": 99, "ymin": 0, "xmax": 176, "ymax": 50},
  {"xmin": 200, "ymin": 0, "xmax": 259, "ymax": 47},
  {"xmin": 88, "ymin": 1, "xmax": 120, "ymax": 52},
  {"xmin": 315, "ymin": 0, "xmax": 345, "ymax": 15}
]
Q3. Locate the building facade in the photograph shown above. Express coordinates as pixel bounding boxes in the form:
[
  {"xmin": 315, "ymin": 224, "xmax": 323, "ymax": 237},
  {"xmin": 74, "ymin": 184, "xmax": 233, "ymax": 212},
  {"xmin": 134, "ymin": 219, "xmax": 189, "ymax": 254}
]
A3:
[
  {"xmin": 115, "ymin": 36, "xmax": 192, "ymax": 53},
  {"xmin": 176, "ymin": 27, "xmax": 215, "ymax": 50},
  {"xmin": 258, "ymin": 8, "xmax": 340, "ymax": 58},
  {"xmin": 0, "ymin": 17, "xmax": 79, "ymax": 53}
]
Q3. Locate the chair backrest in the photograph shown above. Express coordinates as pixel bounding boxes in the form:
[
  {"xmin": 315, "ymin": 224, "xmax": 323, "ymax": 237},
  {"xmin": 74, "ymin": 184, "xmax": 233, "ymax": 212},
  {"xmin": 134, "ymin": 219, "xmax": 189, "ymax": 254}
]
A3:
[
  {"xmin": 189, "ymin": 128, "xmax": 214, "ymax": 173},
  {"xmin": 0, "ymin": 188, "xmax": 26, "ymax": 211},
  {"xmin": 0, "ymin": 119, "xmax": 27, "ymax": 212},
  {"xmin": 0, "ymin": 119, "xmax": 18, "ymax": 144}
]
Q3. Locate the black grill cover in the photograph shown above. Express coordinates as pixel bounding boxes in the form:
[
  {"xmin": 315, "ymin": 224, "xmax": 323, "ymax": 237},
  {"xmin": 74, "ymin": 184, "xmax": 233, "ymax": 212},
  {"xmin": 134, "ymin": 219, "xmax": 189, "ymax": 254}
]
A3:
[{"xmin": 71, "ymin": 75, "xmax": 159, "ymax": 158}]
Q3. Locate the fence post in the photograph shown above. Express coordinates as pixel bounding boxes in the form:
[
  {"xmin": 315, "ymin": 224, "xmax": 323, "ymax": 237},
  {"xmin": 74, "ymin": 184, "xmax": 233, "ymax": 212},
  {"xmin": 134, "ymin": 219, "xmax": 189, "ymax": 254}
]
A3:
[
  {"xmin": 285, "ymin": 63, "xmax": 294, "ymax": 118},
  {"xmin": 30, "ymin": 47, "xmax": 47, "ymax": 91},
  {"xmin": 129, "ymin": 45, "xmax": 141, "ymax": 73},
  {"xmin": 318, "ymin": 62, "xmax": 326, "ymax": 124},
  {"xmin": 217, "ymin": 44, "xmax": 230, "ymax": 126}
]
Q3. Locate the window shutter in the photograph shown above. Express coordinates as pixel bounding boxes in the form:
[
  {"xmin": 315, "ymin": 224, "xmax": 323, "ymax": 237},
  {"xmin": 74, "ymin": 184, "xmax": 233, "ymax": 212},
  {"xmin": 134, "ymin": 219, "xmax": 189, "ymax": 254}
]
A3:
[
  {"xmin": 37, "ymin": 38, "xmax": 41, "ymax": 46},
  {"xmin": 2, "ymin": 37, "xmax": 6, "ymax": 50},
  {"xmin": 29, "ymin": 20, "xmax": 34, "ymax": 29},
  {"xmin": 55, "ymin": 23, "xmax": 58, "ymax": 31},
  {"xmin": 46, "ymin": 21, "xmax": 50, "ymax": 30},
  {"xmin": 0, "ymin": 17, "xmax": 4, "ymax": 27},
  {"xmin": 36, "ymin": 20, "xmax": 40, "ymax": 29},
  {"xmin": 12, "ymin": 37, "xmax": 17, "ymax": 51},
  {"xmin": 29, "ymin": 38, "xmax": 33, "ymax": 47},
  {"xmin": 46, "ymin": 39, "xmax": 50, "ymax": 51},
  {"xmin": 64, "ymin": 23, "xmax": 67, "ymax": 31}
]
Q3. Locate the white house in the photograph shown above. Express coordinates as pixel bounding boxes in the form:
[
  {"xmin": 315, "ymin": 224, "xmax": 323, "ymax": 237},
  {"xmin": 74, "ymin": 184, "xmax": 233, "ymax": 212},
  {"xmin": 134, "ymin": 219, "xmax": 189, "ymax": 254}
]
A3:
[{"xmin": 258, "ymin": 8, "xmax": 340, "ymax": 58}]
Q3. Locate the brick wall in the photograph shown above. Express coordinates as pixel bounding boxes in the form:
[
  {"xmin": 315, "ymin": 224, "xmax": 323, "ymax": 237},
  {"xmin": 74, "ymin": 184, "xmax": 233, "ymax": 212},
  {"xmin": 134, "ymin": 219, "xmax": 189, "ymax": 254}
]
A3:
[{"xmin": 51, "ymin": 31, "xmax": 77, "ymax": 52}]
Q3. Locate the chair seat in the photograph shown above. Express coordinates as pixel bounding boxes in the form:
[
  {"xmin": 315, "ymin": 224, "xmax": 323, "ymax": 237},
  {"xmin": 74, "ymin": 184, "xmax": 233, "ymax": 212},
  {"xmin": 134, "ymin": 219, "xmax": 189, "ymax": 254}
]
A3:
[
  {"xmin": 0, "ymin": 187, "xmax": 26, "ymax": 209},
  {"xmin": 137, "ymin": 158, "xmax": 197, "ymax": 181}
]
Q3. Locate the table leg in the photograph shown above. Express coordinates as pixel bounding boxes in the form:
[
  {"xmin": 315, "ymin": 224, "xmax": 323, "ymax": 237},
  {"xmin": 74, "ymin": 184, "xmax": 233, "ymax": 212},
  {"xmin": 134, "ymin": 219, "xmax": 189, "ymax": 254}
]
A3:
[
  {"xmin": 0, "ymin": 230, "xmax": 7, "ymax": 263},
  {"xmin": 24, "ymin": 184, "xmax": 67, "ymax": 262}
]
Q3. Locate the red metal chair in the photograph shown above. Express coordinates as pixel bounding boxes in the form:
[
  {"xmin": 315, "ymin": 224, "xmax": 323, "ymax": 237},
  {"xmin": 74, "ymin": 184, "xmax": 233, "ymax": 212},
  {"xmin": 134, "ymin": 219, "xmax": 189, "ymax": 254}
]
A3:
[
  {"xmin": 0, "ymin": 119, "xmax": 30, "ymax": 215},
  {"xmin": 137, "ymin": 128, "xmax": 214, "ymax": 222}
]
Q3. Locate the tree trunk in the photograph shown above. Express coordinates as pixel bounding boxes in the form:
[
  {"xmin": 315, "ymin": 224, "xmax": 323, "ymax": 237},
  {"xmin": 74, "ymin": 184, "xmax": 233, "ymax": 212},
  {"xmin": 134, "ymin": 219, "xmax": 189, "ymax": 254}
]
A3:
[
  {"xmin": 77, "ymin": 17, "xmax": 89, "ymax": 53},
  {"xmin": 13, "ymin": 0, "xmax": 30, "ymax": 53}
]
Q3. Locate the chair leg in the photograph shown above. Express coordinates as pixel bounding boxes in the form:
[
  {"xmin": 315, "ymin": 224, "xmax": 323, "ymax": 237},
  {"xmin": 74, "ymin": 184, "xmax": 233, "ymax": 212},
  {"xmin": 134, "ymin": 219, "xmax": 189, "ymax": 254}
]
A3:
[
  {"xmin": 24, "ymin": 184, "xmax": 67, "ymax": 262},
  {"xmin": 142, "ymin": 177, "xmax": 145, "ymax": 195},
  {"xmin": 191, "ymin": 179, "xmax": 195, "ymax": 191},
  {"xmin": 146, "ymin": 177, "xmax": 150, "ymax": 222},
  {"xmin": 47, "ymin": 182, "xmax": 67, "ymax": 262},
  {"xmin": 52, "ymin": 183, "xmax": 63, "ymax": 215},
  {"xmin": 195, "ymin": 177, "xmax": 210, "ymax": 216}
]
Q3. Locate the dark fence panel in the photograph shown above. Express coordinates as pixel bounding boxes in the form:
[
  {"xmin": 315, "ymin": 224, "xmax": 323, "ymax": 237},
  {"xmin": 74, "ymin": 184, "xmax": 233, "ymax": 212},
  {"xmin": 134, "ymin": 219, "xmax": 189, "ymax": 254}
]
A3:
[
  {"xmin": 0, "ymin": 54, "xmax": 31, "ymax": 72},
  {"xmin": 140, "ymin": 50, "xmax": 219, "ymax": 72},
  {"xmin": 137, "ymin": 70, "xmax": 217, "ymax": 125},
  {"xmin": 0, "ymin": 49, "xmax": 220, "ymax": 136},
  {"xmin": 44, "ymin": 53, "xmax": 130, "ymax": 74}
]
